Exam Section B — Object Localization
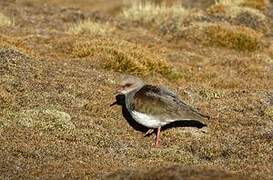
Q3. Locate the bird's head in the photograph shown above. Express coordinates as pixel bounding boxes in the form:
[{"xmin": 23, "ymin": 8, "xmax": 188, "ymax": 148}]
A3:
[{"xmin": 116, "ymin": 76, "xmax": 144, "ymax": 95}]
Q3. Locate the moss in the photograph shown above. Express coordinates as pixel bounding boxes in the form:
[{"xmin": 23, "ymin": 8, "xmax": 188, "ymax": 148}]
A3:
[
  {"xmin": 0, "ymin": 108, "xmax": 75, "ymax": 130},
  {"xmin": 71, "ymin": 38, "xmax": 176, "ymax": 78}
]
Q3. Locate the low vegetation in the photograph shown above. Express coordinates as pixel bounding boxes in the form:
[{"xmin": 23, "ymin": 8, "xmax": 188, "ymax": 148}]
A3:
[
  {"xmin": 68, "ymin": 20, "xmax": 115, "ymax": 35},
  {"xmin": 203, "ymin": 23, "xmax": 263, "ymax": 51},
  {"xmin": 120, "ymin": 1, "xmax": 202, "ymax": 34},
  {"xmin": 0, "ymin": 0, "xmax": 273, "ymax": 179},
  {"xmin": 71, "ymin": 38, "xmax": 176, "ymax": 78},
  {"xmin": 207, "ymin": 0, "xmax": 268, "ymax": 32},
  {"xmin": 181, "ymin": 22, "xmax": 263, "ymax": 51},
  {"xmin": 0, "ymin": 13, "xmax": 12, "ymax": 27}
]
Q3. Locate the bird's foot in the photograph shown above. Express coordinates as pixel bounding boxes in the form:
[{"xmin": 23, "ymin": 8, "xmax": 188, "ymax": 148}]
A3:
[
  {"xmin": 152, "ymin": 141, "xmax": 160, "ymax": 148},
  {"xmin": 144, "ymin": 129, "xmax": 154, "ymax": 137}
]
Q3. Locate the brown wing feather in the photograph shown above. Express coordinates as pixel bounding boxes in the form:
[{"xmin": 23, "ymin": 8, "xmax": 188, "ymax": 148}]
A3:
[{"xmin": 132, "ymin": 85, "xmax": 206, "ymax": 122}]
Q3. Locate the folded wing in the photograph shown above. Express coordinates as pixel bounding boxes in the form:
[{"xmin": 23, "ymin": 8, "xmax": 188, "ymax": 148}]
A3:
[{"xmin": 132, "ymin": 85, "xmax": 207, "ymax": 123}]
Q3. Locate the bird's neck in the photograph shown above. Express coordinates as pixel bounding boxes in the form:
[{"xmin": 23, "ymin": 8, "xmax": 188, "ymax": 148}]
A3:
[
  {"xmin": 124, "ymin": 86, "xmax": 143, "ymax": 111},
  {"xmin": 124, "ymin": 92, "xmax": 134, "ymax": 111}
]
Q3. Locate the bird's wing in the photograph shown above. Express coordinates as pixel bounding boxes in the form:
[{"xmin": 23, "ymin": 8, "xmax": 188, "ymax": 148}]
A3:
[{"xmin": 132, "ymin": 85, "xmax": 207, "ymax": 122}]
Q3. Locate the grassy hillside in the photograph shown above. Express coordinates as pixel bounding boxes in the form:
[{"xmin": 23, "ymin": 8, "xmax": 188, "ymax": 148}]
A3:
[{"xmin": 0, "ymin": 0, "xmax": 272, "ymax": 179}]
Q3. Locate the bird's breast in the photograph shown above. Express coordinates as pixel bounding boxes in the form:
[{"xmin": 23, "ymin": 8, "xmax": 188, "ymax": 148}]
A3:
[{"xmin": 131, "ymin": 111, "xmax": 167, "ymax": 128}]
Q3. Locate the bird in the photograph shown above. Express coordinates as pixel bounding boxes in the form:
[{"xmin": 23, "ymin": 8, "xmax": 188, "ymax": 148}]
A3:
[{"xmin": 110, "ymin": 76, "xmax": 208, "ymax": 148}]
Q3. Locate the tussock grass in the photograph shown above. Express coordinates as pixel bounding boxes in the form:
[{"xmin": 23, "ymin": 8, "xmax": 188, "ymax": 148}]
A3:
[
  {"xmin": 121, "ymin": 2, "xmax": 188, "ymax": 24},
  {"xmin": 120, "ymin": 2, "xmax": 202, "ymax": 33},
  {"xmin": 182, "ymin": 22, "xmax": 263, "ymax": 51},
  {"xmin": 208, "ymin": 3, "xmax": 266, "ymax": 20},
  {"xmin": 241, "ymin": 0, "xmax": 269, "ymax": 10},
  {"xmin": 214, "ymin": 0, "xmax": 269, "ymax": 10},
  {"xmin": 71, "ymin": 38, "xmax": 177, "ymax": 78},
  {"xmin": 204, "ymin": 23, "xmax": 262, "ymax": 51},
  {"xmin": 208, "ymin": 0, "xmax": 268, "ymax": 32},
  {"xmin": 68, "ymin": 20, "xmax": 115, "ymax": 35},
  {"xmin": 0, "ymin": 13, "xmax": 12, "ymax": 27}
]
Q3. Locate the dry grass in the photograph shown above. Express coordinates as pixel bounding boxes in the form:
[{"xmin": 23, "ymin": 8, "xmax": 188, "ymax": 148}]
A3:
[
  {"xmin": 204, "ymin": 23, "xmax": 263, "ymax": 51},
  {"xmin": 120, "ymin": 2, "xmax": 202, "ymax": 33},
  {"xmin": 121, "ymin": 2, "xmax": 188, "ymax": 24},
  {"xmin": 240, "ymin": 0, "xmax": 269, "ymax": 10},
  {"xmin": 71, "ymin": 37, "xmax": 178, "ymax": 78},
  {"xmin": 208, "ymin": 3, "xmax": 266, "ymax": 20},
  {"xmin": 68, "ymin": 20, "xmax": 115, "ymax": 35},
  {"xmin": 182, "ymin": 22, "xmax": 263, "ymax": 51},
  {"xmin": 263, "ymin": 106, "xmax": 273, "ymax": 118},
  {"xmin": 207, "ymin": 0, "xmax": 268, "ymax": 32},
  {"xmin": 214, "ymin": 0, "xmax": 269, "ymax": 10},
  {"xmin": 0, "ymin": 13, "xmax": 12, "ymax": 27},
  {"xmin": 0, "ymin": 1, "xmax": 273, "ymax": 179}
]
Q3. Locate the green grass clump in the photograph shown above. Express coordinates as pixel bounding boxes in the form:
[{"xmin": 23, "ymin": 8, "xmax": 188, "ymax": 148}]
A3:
[
  {"xmin": 68, "ymin": 20, "xmax": 115, "ymax": 35},
  {"xmin": 72, "ymin": 38, "xmax": 176, "ymax": 78}
]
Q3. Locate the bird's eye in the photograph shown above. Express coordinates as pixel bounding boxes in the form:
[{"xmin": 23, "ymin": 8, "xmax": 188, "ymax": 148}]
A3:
[{"xmin": 125, "ymin": 83, "xmax": 132, "ymax": 87}]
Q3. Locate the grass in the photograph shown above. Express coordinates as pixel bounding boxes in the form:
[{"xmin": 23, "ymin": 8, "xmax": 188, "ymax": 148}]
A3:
[
  {"xmin": 0, "ymin": 13, "xmax": 12, "ymax": 27},
  {"xmin": 0, "ymin": 0, "xmax": 273, "ymax": 179},
  {"xmin": 204, "ymin": 23, "xmax": 263, "ymax": 51},
  {"xmin": 208, "ymin": 3, "xmax": 266, "ymax": 19},
  {"xmin": 263, "ymin": 106, "xmax": 273, "ymax": 118},
  {"xmin": 68, "ymin": 20, "xmax": 115, "ymax": 35},
  {"xmin": 182, "ymin": 22, "xmax": 263, "ymax": 51},
  {"xmin": 120, "ymin": 1, "xmax": 202, "ymax": 34},
  {"xmin": 207, "ymin": 0, "xmax": 268, "ymax": 32},
  {"xmin": 121, "ymin": 2, "xmax": 188, "ymax": 24},
  {"xmin": 71, "ymin": 37, "xmax": 178, "ymax": 78},
  {"xmin": 214, "ymin": 0, "xmax": 269, "ymax": 10}
]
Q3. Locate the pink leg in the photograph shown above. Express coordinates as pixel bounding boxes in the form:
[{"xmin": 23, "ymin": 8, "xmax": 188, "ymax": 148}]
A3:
[{"xmin": 155, "ymin": 127, "xmax": 161, "ymax": 148}]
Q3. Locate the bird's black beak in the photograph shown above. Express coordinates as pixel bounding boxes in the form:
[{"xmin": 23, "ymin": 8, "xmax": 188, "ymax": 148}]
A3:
[{"xmin": 110, "ymin": 101, "xmax": 118, "ymax": 107}]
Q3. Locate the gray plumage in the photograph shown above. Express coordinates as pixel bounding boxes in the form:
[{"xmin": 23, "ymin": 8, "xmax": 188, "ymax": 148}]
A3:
[{"xmin": 114, "ymin": 76, "xmax": 208, "ymax": 128}]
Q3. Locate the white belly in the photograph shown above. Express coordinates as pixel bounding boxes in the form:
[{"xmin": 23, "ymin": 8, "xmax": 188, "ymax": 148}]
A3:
[{"xmin": 131, "ymin": 111, "xmax": 167, "ymax": 128}]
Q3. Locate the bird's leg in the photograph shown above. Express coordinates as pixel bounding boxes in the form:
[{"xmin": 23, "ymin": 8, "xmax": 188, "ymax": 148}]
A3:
[
  {"xmin": 144, "ymin": 129, "xmax": 154, "ymax": 137},
  {"xmin": 155, "ymin": 127, "xmax": 161, "ymax": 148}
]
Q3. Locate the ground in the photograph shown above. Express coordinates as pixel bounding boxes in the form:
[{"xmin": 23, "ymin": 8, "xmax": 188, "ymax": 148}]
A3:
[{"xmin": 0, "ymin": 0, "xmax": 272, "ymax": 179}]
